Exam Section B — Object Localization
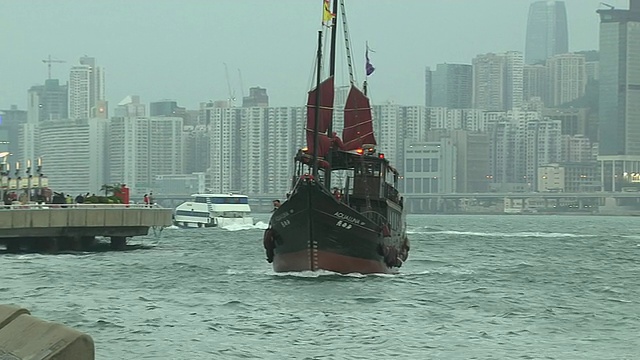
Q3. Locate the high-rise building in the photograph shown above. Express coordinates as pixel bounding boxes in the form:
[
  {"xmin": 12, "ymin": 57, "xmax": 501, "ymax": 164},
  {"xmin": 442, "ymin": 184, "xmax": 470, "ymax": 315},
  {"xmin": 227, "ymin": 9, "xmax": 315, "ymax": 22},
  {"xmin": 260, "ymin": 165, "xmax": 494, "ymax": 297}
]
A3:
[
  {"xmin": 150, "ymin": 100, "xmax": 184, "ymax": 117},
  {"xmin": 425, "ymin": 64, "xmax": 473, "ymax": 109},
  {"xmin": 27, "ymin": 79, "xmax": 68, "ymax": 123},
  {"xmin": 523, "ymin": 64, "xmax": 548, "ymax": 104},
  {"xmin": 204, "ymin": 104, "xmax": 304, "ymax": 196},
  {"xmin": 597, "ymin": 1, "xmax": 640, "ymax": 155},
  {"xmin": 108, "ymin": 117, "xmax": 183, "ymax": 195},
  {"xmin": 38, "ymin": 118, "xmax": 108, "ymax": 195},
  {"xmin": 472, "ymin": 52, "xmax": 523, "ymax": 111},
  {"xmin": 427, "ymin": 129, "xmax": 490, "ymax": 193},
  {"xmin": 114, "ymin": 95, "xmax": 146, "ymax": 118},
  {"xmin": 525, "ymin": 1, "xmax": 569, "ymax": 64},
  {"xmin": 0, "ymin": 106, "xmax": 27, "ymax": 159},
  {"xmin": 547, "ymin": 53, "xmax": 587, "ymax": 106},
  {"xmin": 242, "ymin": 87, "xmax": 269, "ymax": 107},
  {"xmin": 68, "ymin": 56, "xmax": 104, "ymax": 120}
]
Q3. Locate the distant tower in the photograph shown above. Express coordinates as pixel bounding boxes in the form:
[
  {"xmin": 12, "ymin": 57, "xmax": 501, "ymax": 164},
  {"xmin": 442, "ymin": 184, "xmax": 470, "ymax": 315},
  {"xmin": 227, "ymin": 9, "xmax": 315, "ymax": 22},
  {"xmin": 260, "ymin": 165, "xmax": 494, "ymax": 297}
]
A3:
[
  {"xmin": 425, "ymin": 64, "xmax": 473, "ymax": 109},
  {"xmin": 242, "ymin": 87, "xmax": 269, "ymax": 107},
  {"xmin": 68, "ymin": 56, "xmax": 105, "ymax": 119},
  {"xmin": 525, "ymin": 1, "xmax": 569, "ymax": 64}
]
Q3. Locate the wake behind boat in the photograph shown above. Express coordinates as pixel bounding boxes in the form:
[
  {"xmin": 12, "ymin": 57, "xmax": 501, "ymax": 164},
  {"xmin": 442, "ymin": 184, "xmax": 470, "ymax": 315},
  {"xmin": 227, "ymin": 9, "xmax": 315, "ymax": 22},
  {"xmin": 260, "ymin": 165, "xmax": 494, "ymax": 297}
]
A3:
[
  {"xmin": 174, "ymin": 193, "xmax": 253, "ymax": 228},
  {"xmin": 262, "ymin": 0, "xmax": 410, "ymax": 274}
]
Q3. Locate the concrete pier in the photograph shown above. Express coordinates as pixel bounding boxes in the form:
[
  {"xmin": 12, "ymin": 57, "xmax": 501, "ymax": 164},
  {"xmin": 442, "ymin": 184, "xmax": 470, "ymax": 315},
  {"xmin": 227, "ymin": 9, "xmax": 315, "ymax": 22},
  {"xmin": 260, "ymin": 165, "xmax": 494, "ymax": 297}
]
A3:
[
  {"xmin": 0, "ymin": 304, "xmax": 94, "ymax": 359},
  {"xmin": 0, "ymin": 204, "xmax": 172, "ymax": 252}
]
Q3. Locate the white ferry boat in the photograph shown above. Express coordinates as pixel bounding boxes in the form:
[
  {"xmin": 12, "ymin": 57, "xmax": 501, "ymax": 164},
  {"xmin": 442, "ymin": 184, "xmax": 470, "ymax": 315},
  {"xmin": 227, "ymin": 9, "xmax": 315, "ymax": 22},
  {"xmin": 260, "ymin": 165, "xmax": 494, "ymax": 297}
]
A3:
[{"xmin": 173, "ymin": 193, "xmax": 253, "ymax": 228}]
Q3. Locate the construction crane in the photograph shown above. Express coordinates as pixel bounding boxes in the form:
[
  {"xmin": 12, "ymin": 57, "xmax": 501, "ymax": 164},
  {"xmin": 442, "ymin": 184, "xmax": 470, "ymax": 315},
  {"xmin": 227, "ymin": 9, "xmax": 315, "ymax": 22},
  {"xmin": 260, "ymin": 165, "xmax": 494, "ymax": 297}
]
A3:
[
  {"xmin": 223, "ymin": 63, "xmax": 236, "ymax": 107},
  {"xmin": 42, "ymin": 55, "xmax": 66, "ymax": 79},
  {"xmin": 238, "ymin": 69, "xmax": 245, "ymax": 98}
]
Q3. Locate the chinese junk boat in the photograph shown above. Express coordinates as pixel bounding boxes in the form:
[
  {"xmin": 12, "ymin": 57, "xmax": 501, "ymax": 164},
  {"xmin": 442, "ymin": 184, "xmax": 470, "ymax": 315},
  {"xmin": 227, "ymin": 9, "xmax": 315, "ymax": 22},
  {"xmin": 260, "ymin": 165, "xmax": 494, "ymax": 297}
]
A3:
[{"xmin": 262, "ymin": 0, "xmax": 409, "ymax": 274}]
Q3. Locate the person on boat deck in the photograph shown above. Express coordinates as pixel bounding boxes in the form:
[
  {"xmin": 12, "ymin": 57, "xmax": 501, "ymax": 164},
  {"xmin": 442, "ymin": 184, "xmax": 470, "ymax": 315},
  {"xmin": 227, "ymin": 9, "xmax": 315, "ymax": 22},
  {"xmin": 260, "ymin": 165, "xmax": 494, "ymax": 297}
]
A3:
[
  {"xmin": 143, "ymin": 194, "xmax": 149, "ymax": 206},
  {"xmin": 148, "ymin": 192, "xmax": 154, "ymax": 205},
  {"xmin": 331, "ymin": 132, "xmax": 346, "ymax": 150},
  {"xmin": 332, "ymin": 187, "xmax": 342, "ymax": 202},
  {"xmin": 272, "ymin": 199, "xmax": 281, "ymax": 212}
]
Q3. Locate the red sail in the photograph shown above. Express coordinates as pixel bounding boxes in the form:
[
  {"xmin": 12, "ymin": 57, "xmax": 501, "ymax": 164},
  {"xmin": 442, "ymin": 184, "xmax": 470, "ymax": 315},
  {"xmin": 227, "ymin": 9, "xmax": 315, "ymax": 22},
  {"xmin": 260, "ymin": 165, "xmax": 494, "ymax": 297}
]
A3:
[
  {"xmin": 342, "ymin": 85, "xmax": 376, "ymax": 150},
  {"xmin": 305, "ymin": 76, "xmax": 335, "ymax": 157}
]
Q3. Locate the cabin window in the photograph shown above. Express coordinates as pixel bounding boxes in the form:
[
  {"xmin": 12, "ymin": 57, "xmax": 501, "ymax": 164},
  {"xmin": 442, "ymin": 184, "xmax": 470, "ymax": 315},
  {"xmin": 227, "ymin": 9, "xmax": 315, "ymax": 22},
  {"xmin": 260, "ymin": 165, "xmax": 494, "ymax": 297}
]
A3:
[
  {"xmin": 175, "ymin": 210, "xmax": 209, "ymax": 217},
  {"xmin": 197, "ymin": 197, "xmax": 249, "ymax": 204}
]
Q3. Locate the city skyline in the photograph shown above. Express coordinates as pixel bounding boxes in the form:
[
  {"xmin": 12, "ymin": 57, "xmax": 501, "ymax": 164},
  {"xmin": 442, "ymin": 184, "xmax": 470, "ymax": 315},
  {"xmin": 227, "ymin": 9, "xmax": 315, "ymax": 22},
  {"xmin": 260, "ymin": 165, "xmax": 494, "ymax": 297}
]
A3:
[{"xmin": 0, "ymin": 0, "xmax": 627, "ymax": 111}]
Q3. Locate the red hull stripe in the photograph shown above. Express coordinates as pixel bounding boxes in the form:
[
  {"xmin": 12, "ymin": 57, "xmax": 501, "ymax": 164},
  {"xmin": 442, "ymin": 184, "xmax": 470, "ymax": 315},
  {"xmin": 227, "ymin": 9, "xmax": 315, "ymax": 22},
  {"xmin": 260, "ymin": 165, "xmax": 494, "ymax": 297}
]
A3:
[{"xmin": 273, "ymin": 249, "xmax": 393, "ymax": 274}]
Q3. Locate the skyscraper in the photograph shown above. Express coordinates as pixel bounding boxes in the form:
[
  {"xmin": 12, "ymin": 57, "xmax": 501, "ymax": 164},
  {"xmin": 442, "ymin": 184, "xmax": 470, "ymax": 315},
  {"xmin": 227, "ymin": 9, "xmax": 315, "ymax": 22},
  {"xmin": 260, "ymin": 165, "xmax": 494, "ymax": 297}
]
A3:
[
  {"xmin": 425, "ymin": 64, "xmax": 473, "ymax": 109},
  {"xmin": 27, "ymin": 79, "xmax": 68, "ymax": 123},
  {"xmin": 547, "ymin": 53, "xmax": 587, "ymax": 106},
  {"xmin": 68, "ymin": 56, "xmax": 104, "ymax": 120},
  {"xmin": 598, "ymin": 0, "xmax": 640, "ymax": 155},
  {"xmin": 472, "ymin": 52, "xmax": 523, "ymax": 111},
  {"xmin": 525, "ymin": 1, "xmax": 569, "ymax": 65}
]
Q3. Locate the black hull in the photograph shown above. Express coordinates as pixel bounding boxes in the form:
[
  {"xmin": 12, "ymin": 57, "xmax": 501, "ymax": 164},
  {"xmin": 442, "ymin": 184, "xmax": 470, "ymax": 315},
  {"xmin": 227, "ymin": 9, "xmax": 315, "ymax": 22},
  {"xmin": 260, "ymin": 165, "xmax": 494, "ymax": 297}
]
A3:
[{"xmin": 265, "ymin": 180, "xmax": 407, "ymax": 274}]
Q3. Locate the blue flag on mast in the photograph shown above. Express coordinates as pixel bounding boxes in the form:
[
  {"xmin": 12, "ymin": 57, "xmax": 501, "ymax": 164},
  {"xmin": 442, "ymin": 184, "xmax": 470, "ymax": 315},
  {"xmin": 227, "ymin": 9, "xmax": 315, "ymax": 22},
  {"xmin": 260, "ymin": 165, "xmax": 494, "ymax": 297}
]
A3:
[{"xmin": 365, "ymin": 44, "xmax": 375, "ymax": 76}]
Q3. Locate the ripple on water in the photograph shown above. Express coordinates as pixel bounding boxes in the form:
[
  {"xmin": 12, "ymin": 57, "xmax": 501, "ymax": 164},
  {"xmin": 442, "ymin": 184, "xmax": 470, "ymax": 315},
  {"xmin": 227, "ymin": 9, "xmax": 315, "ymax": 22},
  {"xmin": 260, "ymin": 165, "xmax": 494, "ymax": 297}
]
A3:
[{"xmin": 2, "ymin": 214, "xmax": 640, "ymax": 359}]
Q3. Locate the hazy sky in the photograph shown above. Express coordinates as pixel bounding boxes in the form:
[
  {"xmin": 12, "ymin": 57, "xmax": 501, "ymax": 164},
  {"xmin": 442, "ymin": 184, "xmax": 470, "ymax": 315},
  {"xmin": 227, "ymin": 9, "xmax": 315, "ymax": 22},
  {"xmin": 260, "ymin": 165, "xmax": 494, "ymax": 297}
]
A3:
[{"xmin": 0, "ymin": 0, "xmax": 630, "ymax": 111}]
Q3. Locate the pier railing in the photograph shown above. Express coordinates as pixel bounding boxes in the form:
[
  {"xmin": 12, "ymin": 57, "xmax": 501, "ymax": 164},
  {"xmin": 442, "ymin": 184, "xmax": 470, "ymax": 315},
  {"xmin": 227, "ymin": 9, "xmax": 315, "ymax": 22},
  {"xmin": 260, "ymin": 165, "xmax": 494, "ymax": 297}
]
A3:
[
  {"xmin": 0, "ymin": 203, "xmax": 163, "ymax": 210},
  {"xmin": 0, "ymin": 204, "xmax": 172, "ymax": 235}
]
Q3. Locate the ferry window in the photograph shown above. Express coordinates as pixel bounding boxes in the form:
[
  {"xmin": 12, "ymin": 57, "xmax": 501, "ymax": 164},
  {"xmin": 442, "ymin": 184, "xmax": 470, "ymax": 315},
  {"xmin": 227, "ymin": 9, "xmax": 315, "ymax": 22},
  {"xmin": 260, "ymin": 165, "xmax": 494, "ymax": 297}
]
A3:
[
  {"xmin": 415, "ymin": 159, "xmax": 422, "ymax": 172},
  {"xmin": 195, "ymin": 197, "xmax": 207, "ymax": 203},
  {"xmin": 176, "ymin": 210, "xmax": 209, "ymax": 217},
  {"xmin": 415, "ymin": 179, "xmax": 422, "ymax": 193},
  {"xmin": 423, "ymin": 178, "xmax": 430, "ymax": 193},
  {"xmin": 432, "ymin": 159, "xmax": 438, "ymax": 172}
]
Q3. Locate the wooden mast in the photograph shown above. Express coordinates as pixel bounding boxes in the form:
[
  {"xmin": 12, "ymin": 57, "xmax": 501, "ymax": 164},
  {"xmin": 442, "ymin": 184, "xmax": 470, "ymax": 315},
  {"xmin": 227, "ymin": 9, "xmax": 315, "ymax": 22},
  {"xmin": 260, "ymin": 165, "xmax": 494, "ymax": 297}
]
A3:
[{"xmin": 325, "ymin": 0, "xmax": 339, "ymax": 189}]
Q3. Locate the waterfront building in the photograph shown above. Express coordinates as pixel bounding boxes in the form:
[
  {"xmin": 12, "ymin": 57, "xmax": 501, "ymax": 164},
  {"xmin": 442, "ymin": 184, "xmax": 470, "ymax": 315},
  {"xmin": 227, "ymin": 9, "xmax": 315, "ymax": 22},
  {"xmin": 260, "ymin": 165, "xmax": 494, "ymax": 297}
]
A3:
[
  {"xmin": 427, "ymin": 129, "xmax": 490, "ymax": 193},
  {"xmin": 38, "ymin": 118, "xmax": 108, "ymax": 195},
  {"xmin": 597, "ymin": 1, "xmax": 640, "ymax": 190},
  {"xmin": 403, "ymin": 141, "xmax": 457, "ymax": 194}
]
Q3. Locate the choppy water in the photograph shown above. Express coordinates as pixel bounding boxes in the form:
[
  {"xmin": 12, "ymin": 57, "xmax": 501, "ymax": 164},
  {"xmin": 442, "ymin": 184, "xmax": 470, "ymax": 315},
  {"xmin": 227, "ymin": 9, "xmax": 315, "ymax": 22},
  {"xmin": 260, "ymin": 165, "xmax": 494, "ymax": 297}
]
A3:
[{"xmin": 2, "ymin": 214, "xmax": 640, "ymax": 359}]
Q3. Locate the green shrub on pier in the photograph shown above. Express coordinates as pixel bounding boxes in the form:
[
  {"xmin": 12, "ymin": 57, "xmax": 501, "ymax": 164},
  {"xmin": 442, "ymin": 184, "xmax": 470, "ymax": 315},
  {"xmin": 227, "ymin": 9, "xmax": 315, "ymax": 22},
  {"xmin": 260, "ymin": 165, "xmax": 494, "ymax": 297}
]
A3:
[{"xmin": 84, "ymin": 195, "xmax": 123, "ymax": 204}]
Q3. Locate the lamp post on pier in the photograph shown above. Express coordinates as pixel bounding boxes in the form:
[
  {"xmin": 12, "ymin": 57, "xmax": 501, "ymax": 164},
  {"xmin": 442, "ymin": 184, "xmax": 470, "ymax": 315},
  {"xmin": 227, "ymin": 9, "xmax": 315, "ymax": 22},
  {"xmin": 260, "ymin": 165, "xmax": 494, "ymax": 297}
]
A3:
[
  {"xmin": 0, "ymin": 152, "xmax": 10, "ymax": 204},
  {"xmin": 26, "ymin": 159, "xmax": 32, "ymax": 203}
]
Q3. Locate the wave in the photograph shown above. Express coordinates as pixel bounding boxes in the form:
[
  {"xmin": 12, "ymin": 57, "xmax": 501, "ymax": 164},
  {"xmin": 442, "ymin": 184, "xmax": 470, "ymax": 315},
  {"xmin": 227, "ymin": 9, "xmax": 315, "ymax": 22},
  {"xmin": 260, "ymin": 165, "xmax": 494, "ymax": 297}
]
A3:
[
  {"xmin": 221, "ymin": 221, "xmax": 269, "ymax": 231},
  {"xmin": 408, "ymin": 229, "xmax": 595, "ymax": 238}
]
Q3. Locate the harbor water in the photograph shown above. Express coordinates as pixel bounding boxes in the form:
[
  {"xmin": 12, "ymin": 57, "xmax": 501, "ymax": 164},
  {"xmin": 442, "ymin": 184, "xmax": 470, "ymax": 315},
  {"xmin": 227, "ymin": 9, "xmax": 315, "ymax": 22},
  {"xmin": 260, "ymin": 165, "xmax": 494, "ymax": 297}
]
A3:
[{"xmin": 1, "ymin": 214, "xmax": 639, "ymax": 359}]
